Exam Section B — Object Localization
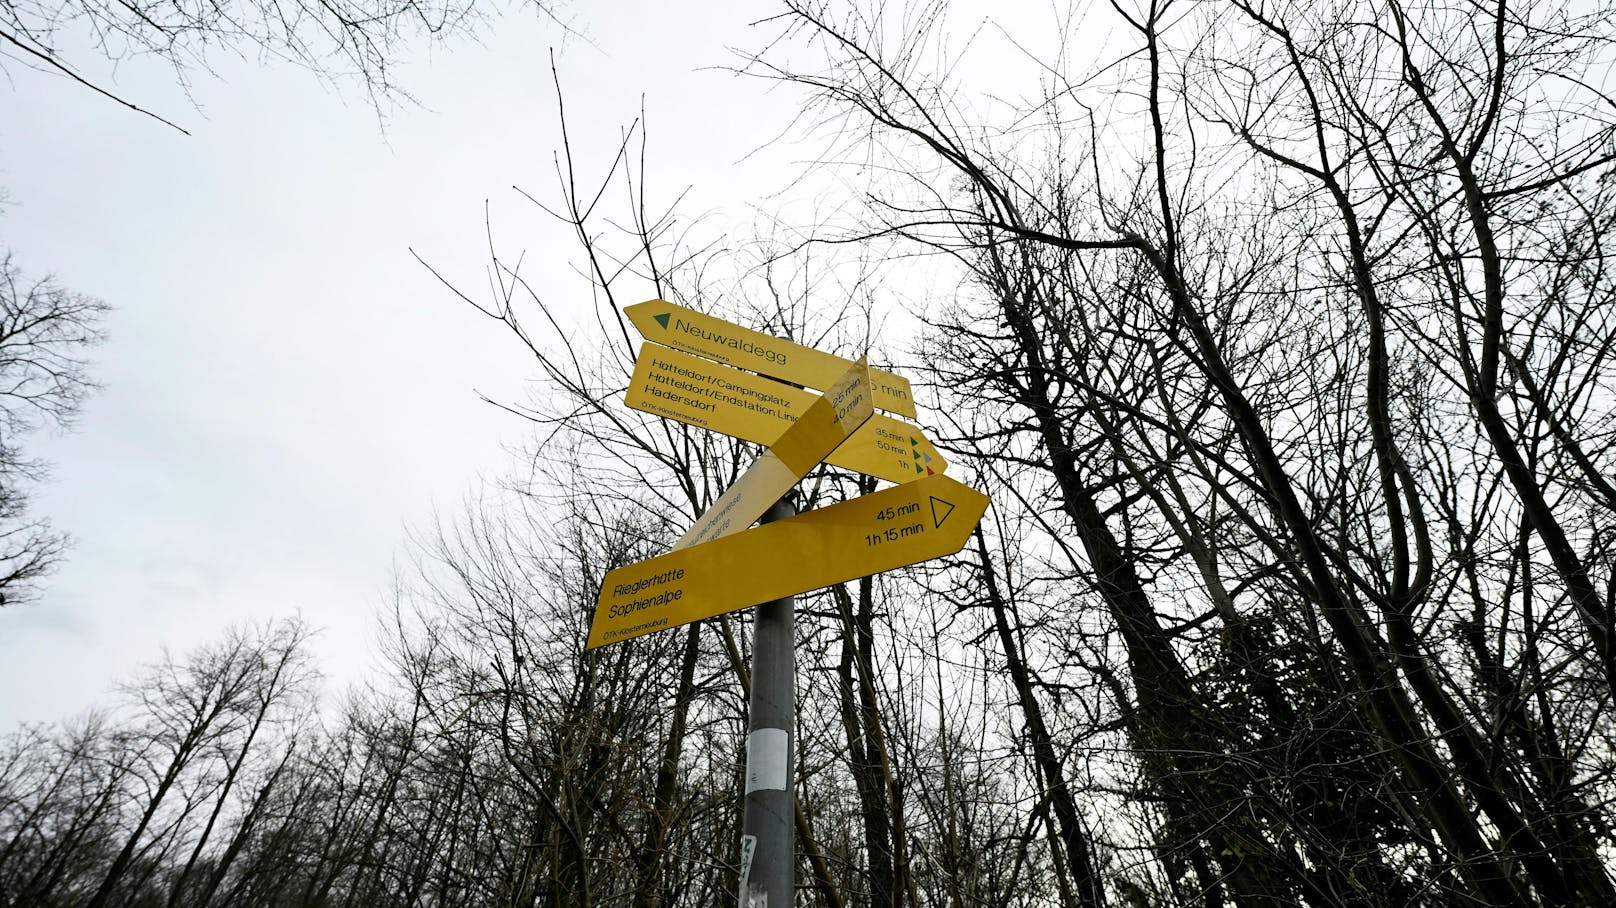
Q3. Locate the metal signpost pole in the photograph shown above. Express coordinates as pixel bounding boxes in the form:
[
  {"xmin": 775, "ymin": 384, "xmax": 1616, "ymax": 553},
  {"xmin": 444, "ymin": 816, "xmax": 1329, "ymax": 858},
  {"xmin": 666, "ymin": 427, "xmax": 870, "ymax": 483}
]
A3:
[{"xmin": 739, "ymin": 497, "xmax": 796, "ymax": 908}]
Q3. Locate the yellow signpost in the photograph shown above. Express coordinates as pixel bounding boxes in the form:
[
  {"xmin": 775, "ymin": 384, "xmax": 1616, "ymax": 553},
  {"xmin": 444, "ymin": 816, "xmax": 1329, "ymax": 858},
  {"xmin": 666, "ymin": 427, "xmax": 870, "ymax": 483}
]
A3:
[
  {"xmin": 586, "ymin": 473, "xmax": 990, "ymax": 648},
  {"xmin": 626, "ymin": 299, "xmax": 919, "ymax": 418},
  {"xmin": 673, "ymin": 359, "xmax": 873, "ymax": 550},
  {"xmin": 600, "ymin": 301, "xmax": 991, "ymax": 908},
  {"xmin": 625, "ymin": 344, "xmax": 945, "ymax": 484}
]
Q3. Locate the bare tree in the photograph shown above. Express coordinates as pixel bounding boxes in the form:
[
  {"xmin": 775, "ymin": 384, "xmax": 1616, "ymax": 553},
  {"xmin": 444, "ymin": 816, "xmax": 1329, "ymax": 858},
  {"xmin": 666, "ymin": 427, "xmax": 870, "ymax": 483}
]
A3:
[
  {"xmin": 1, "ymin": 0, "xmax": 572, "ymax": 130},
  {"xmin": 0, "ymin": 251, "xmax": 106, "ymax": 606},
  {"xmin": 738, "ymin": 0, "xmax": 1616, "ymax": 903},
  {"xmin": 83, "ymin": 619, "xmax": 315, "ymax": 908}
]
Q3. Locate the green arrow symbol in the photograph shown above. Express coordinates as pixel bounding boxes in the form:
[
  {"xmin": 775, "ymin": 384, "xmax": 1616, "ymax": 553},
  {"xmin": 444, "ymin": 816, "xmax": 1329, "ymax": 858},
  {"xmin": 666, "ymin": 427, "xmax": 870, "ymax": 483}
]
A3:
[{"xmin": 652, "ymin": 312, "xmax": 671, "ymax": 330}]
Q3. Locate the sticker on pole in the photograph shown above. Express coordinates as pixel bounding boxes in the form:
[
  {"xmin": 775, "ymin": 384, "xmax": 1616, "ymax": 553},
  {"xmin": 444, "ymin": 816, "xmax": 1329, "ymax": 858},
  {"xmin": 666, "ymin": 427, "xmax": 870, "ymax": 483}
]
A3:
[
  {"xmin": 738, "ymin": 834, "xmax": 757, "ymax": 904},
  {"xmin": 745, "ymin": 728, "xmax": 790, "ymax": 793}
]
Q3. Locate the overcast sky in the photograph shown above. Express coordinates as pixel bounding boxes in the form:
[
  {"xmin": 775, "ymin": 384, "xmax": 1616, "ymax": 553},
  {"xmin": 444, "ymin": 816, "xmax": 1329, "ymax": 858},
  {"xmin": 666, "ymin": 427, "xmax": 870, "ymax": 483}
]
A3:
[
  {"xmin": 0, "ymin": 1, "xmax": 816, "ymax": 724},
  {"xmin": 0, "ymin": 0, "xmax": 1099, "ymax": 727}
]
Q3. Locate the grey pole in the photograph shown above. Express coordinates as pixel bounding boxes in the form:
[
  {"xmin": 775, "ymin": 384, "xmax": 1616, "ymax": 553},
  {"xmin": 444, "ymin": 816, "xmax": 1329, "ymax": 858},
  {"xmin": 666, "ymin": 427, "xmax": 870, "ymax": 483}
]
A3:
[{"xmin": 739, "ymin": 497, "xmax": 796, "ymax": 908}]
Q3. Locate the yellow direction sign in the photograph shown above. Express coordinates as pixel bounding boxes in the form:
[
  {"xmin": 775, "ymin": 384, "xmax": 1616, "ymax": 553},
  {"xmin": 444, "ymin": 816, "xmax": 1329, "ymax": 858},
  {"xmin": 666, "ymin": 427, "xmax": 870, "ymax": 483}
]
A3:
[
  {"xmin": 587, "ymin": 474, "xmax": 990, "ymax": 648},
  {"xmin": 626, "ymin": 299, "xmax": 918, "ymax": 418},
  {"xmin": 674, "ymin": 358, "xmax": 873, "ymax": 549},
  {"xmin": 625, "ymin": 344, "xmax": 946, "ymax": 484}
]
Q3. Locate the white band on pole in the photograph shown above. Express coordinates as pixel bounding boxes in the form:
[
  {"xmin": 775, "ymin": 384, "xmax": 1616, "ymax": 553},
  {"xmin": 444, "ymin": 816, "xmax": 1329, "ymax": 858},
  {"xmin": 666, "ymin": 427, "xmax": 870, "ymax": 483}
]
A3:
[{"xmin": 745, "ymin": 728, "xmax": 790, "ymax": 793}]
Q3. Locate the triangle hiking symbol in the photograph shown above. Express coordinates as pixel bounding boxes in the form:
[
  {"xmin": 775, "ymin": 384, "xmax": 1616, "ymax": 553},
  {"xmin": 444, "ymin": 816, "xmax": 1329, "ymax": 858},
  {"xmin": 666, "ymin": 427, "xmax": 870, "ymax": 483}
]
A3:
[
  {"xmin": 652, "ymin": 312, "xmax": 672, "ymax": 330},
  {"xmin": 929, "ymin": 496, "xmax": 955, "ymax": 529}
]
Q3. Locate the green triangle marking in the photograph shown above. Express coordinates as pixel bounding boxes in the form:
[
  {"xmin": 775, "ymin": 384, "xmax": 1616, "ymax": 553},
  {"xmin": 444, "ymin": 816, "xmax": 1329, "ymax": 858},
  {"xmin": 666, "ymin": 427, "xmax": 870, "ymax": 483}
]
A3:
[
  {"xmin": 652, "ymin": 312, "xmax": 671, "ymax": 330},
  {"xmin": 910, "ymin": 437, "xmax": 918, "ymax": 446},
  {"xmin": 913, "ymin": 450, "xmax": 921, "ymax": 460},
  {"xmin": 914, "ymin": 463, "xmax": 924, "ymax": 474}
]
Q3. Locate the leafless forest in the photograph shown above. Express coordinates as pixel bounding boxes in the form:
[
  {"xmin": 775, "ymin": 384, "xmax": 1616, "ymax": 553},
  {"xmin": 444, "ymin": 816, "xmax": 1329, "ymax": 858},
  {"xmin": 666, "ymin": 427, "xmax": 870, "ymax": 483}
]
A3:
[{"xmin": 6, "ymin": 0, "xmax": 1616, "ymax": 904}]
